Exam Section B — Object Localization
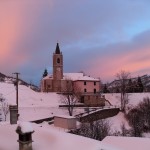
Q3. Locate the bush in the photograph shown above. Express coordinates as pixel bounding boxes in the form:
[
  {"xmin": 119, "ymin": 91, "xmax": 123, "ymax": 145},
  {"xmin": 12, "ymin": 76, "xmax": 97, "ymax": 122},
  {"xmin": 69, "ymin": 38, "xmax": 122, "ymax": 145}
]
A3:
[
  {"xmin": 70, "ymin": 119, "xmax": 111, "ymax": 141},
  {"xmin": 126, "ymin": 97, "xmax": 150, "ymax": 137}
]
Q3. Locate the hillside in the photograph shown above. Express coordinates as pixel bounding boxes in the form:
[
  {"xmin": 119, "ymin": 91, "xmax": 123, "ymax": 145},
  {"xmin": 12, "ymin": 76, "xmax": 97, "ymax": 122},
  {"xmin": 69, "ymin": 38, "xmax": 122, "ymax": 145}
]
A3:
[
  {"xmin": 1, "ymin": 81, "xmax": 150, "ymax": 133},
  {"xmin": 105, "ymin": 93, "xmax": 150, "ymax": 108},
  {"xmin": 0, "ymin": 72, "xmax": 39, "ymax": 91},
  {"xmin": 0, "ymin": 82, "xmax": 71, "ymax": 121},
  {"xmin": 0, "ymin": 82, "xmax": 59, "ymax": 107},
  {"xmin": 0, "ymin": 82, "xmax": 85, "ymax": 121}
]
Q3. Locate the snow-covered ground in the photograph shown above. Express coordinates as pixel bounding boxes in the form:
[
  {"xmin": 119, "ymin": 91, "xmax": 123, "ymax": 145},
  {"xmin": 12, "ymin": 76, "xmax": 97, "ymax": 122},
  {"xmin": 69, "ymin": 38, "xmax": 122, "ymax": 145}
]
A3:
[
  {"xmin": 102, "ymin": 136, "xmax": 150, "ymax": 150},
  {"xmin": 1, "ymin": 82, "xmax": 150, "ymax": 149},
  {"xmin": 1, "ymin": 82, "xmax": 150, "ymax": 134},
  {"xmin": 0, "ymin": 122, "xmax": 118, "ymax": 150},
  {"xmin": 105, "ymin": 93, "xmax": 150, "ymax": 108},
  {"xmin": 0, "ymin": 82, "xmax": 84, "ymax": 121},
  {"xmin": 105, "ymin": 93, "xmax": 150, "ymax": 133},
  {"xmin": 0, "ymin": 121, "xmax": 150, "ymax": 150}
]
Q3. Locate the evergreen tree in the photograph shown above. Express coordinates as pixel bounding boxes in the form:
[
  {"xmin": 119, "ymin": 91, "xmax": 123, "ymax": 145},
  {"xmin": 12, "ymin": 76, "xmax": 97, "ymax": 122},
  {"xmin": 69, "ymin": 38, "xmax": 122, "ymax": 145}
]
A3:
[
  {"xmin": 103, "ymin": 84, "xmax": 109, "ymax": 93},
  {"xmin": 43, "ymin": 69, "xmax": 48, "ymax": 78},
  {"xmin": 137, "ymin": 77, "xmax": 144, "ymax": 92},
  {"xmin": 127, "ymin": 79, "xmax": 133, "ymax": 93},
  {"xmin": 116, "ymin": 87, "xmax": 120, "ymax": 93}
]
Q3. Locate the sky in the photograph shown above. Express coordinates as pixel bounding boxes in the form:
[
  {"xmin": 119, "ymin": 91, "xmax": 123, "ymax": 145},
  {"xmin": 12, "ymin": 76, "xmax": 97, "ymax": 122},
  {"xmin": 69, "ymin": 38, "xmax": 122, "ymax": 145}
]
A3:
[{"xmin": 0, "ymin": 0, "xmax": 150, "ymax": 85}]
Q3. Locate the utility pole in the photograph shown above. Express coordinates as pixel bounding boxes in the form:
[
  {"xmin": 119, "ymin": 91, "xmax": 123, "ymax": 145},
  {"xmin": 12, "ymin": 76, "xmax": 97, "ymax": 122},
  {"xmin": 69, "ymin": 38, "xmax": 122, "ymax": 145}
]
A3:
[{"xmin": 13, "ymin": 72, "xmax": 20, "ymax": 117}]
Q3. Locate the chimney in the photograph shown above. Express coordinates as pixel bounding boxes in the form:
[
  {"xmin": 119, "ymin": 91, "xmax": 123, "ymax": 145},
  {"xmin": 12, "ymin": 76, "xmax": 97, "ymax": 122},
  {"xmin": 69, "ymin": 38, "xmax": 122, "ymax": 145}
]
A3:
[
  {"xmin": 16, "ymin": 122, "xmax": 34, "ymax": 150},
  {"xmin": 9, "ymin": 105, "xmax": 18, "ymax": 124}
]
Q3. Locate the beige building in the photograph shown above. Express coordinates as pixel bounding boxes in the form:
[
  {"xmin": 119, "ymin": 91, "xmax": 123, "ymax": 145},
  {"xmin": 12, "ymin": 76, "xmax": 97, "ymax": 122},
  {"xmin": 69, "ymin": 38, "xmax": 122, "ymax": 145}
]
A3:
[
  {"xmin": 41, "ymin": 43, "xmax": 104, "ymax": 106},
  {"xmin": 54, "ymin": 115, "xmax": 77, "ymax": 129}
]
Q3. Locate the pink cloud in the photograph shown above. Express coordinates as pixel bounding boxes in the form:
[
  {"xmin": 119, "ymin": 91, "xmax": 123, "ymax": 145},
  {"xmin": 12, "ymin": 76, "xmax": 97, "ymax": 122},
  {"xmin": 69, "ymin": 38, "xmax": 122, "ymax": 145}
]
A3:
[
  {"xmin": 85, "ymin": 46, "xmax": 150, "ymax": 82},
  {"xmin": 0, "ymin": 1, "xmax": 53, "ymax": 74}
]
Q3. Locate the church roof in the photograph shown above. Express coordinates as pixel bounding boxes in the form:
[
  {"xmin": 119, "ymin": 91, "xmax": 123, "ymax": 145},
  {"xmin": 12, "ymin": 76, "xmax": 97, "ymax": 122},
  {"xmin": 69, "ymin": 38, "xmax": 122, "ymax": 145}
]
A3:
[
  {"xmin": 43, "ymin": 73, "xmax": 99, "ymax": 81},
  {"xmin": 63, "ymin": 73, "xmax": 100, "ymax": 81},
  {"xmin": 55, "ymin": 43, "xmax": 61, "ymax": 54}
]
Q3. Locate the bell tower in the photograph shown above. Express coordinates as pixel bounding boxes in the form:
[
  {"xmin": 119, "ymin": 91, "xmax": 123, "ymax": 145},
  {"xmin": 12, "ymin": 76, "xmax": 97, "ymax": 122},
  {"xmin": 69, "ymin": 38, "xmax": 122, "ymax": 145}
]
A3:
[
  {"xmin": 53, "ymin": 43, "xmax": 63, "ymax": 80},
  {"xmin": 52, "ymin": 43, "xmax": 63, "ymax": 92}
]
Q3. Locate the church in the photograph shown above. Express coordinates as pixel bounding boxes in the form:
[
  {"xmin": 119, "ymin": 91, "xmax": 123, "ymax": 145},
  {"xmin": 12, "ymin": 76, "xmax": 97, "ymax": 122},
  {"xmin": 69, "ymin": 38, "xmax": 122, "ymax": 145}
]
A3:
[{"xmin": 41, "ymin": 43, "xmax": 105, "ymax": 106}]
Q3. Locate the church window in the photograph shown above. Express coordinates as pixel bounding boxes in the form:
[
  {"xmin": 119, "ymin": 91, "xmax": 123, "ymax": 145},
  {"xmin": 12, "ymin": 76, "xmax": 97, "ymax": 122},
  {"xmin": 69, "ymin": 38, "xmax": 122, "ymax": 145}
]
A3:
[
  {"xmin": 84, "ymin": 81, "xmax": 86, "ymax": 85},
  {"xmin": 94, "ymin": 81, "xmax": 96, "ymax": 85},
  {"xmin": 57, "ymin": 58, "xmax": 60, "ymax": 63},
  {"xmin": 84, "ymin": 88, "xmax": 87, "ymax": 92},
  {"xmin": 94, "ymin": 88, "xmax": 96, "ymax": 93}
]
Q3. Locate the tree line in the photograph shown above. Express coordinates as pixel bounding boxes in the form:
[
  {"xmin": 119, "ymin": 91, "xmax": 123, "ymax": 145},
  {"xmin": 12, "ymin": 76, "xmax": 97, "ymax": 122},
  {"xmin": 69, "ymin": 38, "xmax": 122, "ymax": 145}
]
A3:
[{"xmin": 103, "ymin": 76, "xmax": 144, "ymax": 93}]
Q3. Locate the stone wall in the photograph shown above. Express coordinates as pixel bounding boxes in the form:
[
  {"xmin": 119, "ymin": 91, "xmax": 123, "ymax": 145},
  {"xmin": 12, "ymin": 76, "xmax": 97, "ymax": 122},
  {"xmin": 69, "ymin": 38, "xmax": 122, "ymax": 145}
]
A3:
[{"xmin": 80, "ymin": 108, "xmax": 120, "ymax": 123}]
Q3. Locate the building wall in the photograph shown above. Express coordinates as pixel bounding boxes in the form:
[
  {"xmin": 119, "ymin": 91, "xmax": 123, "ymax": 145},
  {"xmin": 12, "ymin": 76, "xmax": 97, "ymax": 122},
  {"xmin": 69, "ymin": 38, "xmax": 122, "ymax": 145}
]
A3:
[
  {"xmin": 54, "ymin": 116, "xmax": 77, "ymax": 129},
  {"xmin": 83, "ymin": 94, "xmax": 105, "ymax": 107},
  {"xmin": 41, "ymin": 78, "xmax": 53, "ymax": 92},
  {"xmin": 61, "ymin": 80, "xmax": 73, "ymax": 92},
  {"xmin": 73, "ymin": 80, "xmax": 100, "ymax": 93},
  {"xmin": 41, "ymin": 79, "xmax": 101, "ymax": 94}
]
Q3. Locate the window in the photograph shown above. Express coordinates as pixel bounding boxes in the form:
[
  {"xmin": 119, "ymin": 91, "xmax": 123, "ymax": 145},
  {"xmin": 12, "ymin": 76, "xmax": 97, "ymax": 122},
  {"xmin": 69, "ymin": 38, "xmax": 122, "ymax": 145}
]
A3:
[
  {"xmin": 84, "ymin": 88, "xmax": 87, "ymax": 92},
  {"xmin": 57, "ymin": 58, "xmax": 60, "ymax": 63},
  {"xmin": 81, "ymin": 96, "xmax": 84, "ymax": 103},
  {"xmin": 94, "ymin": 81, "xmax": 96, "ymax": 85},
  {"xmin": 94, "ymin": 88, "xmax": 96, "ymax": 93},
  {"xmin": 84, "ymin": 81, "xmax": 86, "ymax": 85}
]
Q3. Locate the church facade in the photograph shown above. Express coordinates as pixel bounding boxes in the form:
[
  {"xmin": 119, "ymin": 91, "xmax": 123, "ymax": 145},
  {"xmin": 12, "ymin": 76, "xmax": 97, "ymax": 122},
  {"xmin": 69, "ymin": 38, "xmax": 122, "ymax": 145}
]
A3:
[{"xmin": 41, "ymin": 43, "xmax": 105, "ymax": 106}]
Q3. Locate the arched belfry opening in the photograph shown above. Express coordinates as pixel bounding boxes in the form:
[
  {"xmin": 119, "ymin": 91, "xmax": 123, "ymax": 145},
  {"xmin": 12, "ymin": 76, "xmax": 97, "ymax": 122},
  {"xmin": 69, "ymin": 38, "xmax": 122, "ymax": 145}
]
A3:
[{"xmin": 57, "ymin": 58, "xmax": 60, "ymax": 63}]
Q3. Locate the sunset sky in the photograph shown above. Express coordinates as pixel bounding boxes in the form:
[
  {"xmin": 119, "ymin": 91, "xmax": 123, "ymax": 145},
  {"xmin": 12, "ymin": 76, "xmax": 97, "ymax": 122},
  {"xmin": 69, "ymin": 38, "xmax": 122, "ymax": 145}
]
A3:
[{"xmin": 0, "ymin": 0, "xmax": 150, "ymax": 85}]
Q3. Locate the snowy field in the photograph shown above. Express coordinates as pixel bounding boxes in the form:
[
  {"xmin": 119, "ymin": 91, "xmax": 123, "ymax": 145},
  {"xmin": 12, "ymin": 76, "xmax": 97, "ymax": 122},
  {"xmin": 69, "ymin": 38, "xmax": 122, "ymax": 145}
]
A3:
[
  {"xmin": 1, "ymin": 82, "xmax": 150, "ymax": 134},
  {"xmin": 105, "ymin": 93, "xmax": 150, "ymax": 108},
  {"xmin": 0, "ymin": 82, "xmax": 84, "ymax": 121},
  {"xmin": 104, "ymin": 93, "xmax": 150, "ymax": 133}
]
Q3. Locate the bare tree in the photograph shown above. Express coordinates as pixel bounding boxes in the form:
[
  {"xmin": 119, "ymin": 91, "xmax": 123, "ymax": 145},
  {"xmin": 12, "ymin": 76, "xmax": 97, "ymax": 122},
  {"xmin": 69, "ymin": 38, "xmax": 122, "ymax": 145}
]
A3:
[
  {"xmin": 60, "ymin": 79, "xmax": 81, "ymax": 116},
  {"xmin": 0, "ymin": 94, "xmax": 5, "ymax": 102},
  {"xmin": 0, "ymin": 94, "xmax": 4, "ymax": 121},
  {"xmin": 2, "ymin": 102, "xmax": 9, "ymax": 121},
  {"xmin": 0, "ymin": 94, "xmax": 9, "ymax": 121},
  {"xmin": 116, "ymin": 70, "xmax": 130, "ymax": 111}
]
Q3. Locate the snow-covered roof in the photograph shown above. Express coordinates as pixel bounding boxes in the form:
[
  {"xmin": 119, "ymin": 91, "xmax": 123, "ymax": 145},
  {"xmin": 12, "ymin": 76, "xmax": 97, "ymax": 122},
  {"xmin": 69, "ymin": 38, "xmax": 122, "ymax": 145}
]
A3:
[
  {"xmin": 43, "ymin": 75, "xmax": 53, "ymax": 79},
  {"xmin": 102, "ymin": 136, "xmax": 150, "ymax": 150},
  {"xmin": 54, "ymin": 115, "xmax": 76, "ymax": 119},
  {"xmin": 63, "ymin": 73, "xmax": 99, "ymax": 81},
  {"xmin": 43, "ymin": 73, "xmax": 99, "ymax": 81},
  {"xmin": 0, "ymin": 123, "xmax": 116, "ymax": 150}
]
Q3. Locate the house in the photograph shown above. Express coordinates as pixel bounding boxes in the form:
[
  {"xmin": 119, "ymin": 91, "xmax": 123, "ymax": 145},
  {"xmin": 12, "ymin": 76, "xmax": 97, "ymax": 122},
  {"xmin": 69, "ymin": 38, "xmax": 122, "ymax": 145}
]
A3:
[{"xmin": 41, "ymin": 43, "xmax": 105, "ymax": 106}]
